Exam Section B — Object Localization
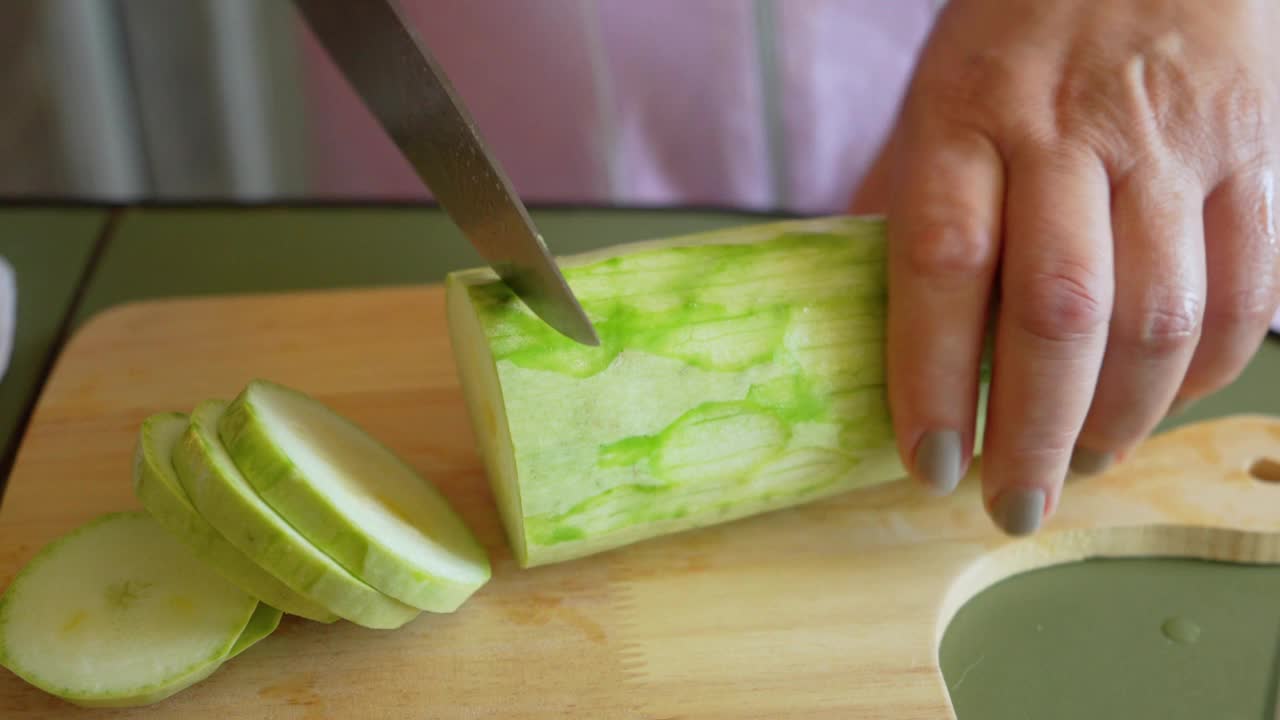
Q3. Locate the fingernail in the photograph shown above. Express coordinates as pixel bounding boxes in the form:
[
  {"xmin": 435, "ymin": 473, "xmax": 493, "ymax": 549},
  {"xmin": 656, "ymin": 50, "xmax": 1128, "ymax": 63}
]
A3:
[
  {"xmin": 991, "ymin": 487, "xmax": 1045, "ymax": 536},
  {"xmin": 1167, "ymin": 397, "xmax": 1197, "ymax": 418},
  {"xmin": 1068, "ymin": 446, "xmax": 1112, "ymax": 477},
  {"xmin": 915, "ymin": 430, "xmax": 963, "ymax": 495}
]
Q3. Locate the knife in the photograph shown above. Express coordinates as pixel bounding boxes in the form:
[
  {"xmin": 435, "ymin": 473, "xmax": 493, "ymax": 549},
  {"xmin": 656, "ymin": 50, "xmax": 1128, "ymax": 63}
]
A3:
[{"xmin": 293, "ymin": 0, "xmax": 600, "ymax": 346}]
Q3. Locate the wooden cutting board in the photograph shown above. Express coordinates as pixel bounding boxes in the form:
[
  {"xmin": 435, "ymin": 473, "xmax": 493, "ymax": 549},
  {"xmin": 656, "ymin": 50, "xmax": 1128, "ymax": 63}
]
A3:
[{"xmin": 1, "ymin": 285, "xmax": 1278, "ymax": 719}]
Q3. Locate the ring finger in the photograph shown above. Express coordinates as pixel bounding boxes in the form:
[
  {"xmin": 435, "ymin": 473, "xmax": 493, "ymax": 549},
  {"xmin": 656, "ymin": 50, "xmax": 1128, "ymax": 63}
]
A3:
[{"xmin": 1070, "ymin": 164, "xmax": 1206, "ymax": 475}]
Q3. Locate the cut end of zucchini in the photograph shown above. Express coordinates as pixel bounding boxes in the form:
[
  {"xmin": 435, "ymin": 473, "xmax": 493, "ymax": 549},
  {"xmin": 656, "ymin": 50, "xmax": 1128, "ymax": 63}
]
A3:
[
  {"xmin": 446, "ymin": 216, "xmax": 986, "ymax": 567},
  {"xmin": 217, "ymin": 379, "xmax": 491, "ymax": 612},
  {"xmin": 446, "ymin": 274, "xmax": 529, "ymax": 567},
  {"xmin": 0, "ymin": 512, "xmax": 258, "ymax": 707}
]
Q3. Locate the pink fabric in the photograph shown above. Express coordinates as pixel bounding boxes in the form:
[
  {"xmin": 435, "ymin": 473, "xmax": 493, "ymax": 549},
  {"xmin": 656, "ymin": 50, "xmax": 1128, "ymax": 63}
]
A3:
[
  {"xmin": 777, "ymin": 1, "xmax": 935, "ymax": 214},
  {"xmin": 296, "ymin": 0, "xmax": 940, "ymax": 213},
  {"xmin": 296, "ymin": 2, "xmax": 1280, "ymax": 332},
  {"xmin": 596, "ymin": 1, "xmax": 771, "ymax": 209},
  {"xmin": 299, "ymin": 1, "xmax": 610, "ymax": 203}
]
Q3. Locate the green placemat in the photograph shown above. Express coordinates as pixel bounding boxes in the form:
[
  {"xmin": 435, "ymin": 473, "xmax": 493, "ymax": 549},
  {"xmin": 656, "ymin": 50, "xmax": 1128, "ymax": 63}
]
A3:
[
  {"xmin": 0, "ymin": 209, "xmax": 105, "ymax": 478},
  {"xmin": 72, "ymin": 206, "xmax": 773, "ymax": 325}
]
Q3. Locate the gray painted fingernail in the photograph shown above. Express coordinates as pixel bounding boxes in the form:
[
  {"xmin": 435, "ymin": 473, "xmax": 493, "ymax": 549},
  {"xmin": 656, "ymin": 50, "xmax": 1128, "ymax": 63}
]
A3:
[
  {"xmin": 991, "ymin": 487, "xmax": 1045, "ymax": 536},
  {"xmin": 915, "ymin": 430, "xmax": 963, "ymax": 495},
  {"xmin": 1069, "ymin": 446, "xmax": 1112, "ymax": 477},
  {"xmin": 1167, "ymin": 397, "xmax": 1197, "ymax": 418}
]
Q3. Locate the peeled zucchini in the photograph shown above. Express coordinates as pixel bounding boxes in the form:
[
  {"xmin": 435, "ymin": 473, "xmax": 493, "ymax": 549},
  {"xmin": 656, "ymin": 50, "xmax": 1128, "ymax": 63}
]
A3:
[{"xmin": 448, "ymin": 216, "xmax": 987, "ymax": 567}]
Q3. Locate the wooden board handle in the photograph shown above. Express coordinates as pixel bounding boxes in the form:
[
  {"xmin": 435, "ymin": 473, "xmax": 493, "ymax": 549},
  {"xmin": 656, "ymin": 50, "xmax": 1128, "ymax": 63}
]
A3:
[{"xmin": 935, "ymin": 414, "xmax": 1280, "ymax": 649}]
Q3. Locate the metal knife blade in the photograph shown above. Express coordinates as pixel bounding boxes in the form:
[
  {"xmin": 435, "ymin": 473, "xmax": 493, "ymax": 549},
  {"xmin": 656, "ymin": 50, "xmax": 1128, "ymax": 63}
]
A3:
[{"xmin": 293, "ymin": 0, "xmax": 599, "ymax": 346}]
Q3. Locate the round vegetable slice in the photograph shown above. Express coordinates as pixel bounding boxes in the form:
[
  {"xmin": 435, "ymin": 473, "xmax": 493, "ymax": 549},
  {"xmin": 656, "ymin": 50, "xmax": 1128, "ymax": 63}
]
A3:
[
  {"xmin": 173, "ymin": 400, "xmax": 419, "ymax": 630},
  {"xmin": 218, "ymin": 379, "xmax": 491, "ymax": 612},
  {"xmin": 133, "ymin": 412, "xmax": 338, "ymax": 623},
  {"xmin": 0, "ymin": 512, "xmax": 258, "ymax": 708}
]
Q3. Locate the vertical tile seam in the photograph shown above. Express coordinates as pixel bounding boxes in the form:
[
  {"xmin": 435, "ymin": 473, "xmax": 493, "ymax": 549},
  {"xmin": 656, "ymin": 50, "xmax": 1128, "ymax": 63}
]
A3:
[{"xmin": 0, "ymin": 208, "xmax": 119, "ymax": 494}]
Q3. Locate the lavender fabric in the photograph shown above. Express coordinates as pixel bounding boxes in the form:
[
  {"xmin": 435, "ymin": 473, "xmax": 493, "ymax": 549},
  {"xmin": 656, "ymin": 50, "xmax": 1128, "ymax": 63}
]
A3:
[
  {"xmin": 298, "ymin": 0, "xmax": 938, "ymax": 213},
  {"xmin": 296, "ymin": 1, "xmax": 1280, "ymax": 332}
]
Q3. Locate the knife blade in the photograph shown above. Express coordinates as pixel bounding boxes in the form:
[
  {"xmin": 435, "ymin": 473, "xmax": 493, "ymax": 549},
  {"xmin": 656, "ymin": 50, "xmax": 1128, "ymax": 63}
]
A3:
[{"xmin": 293, "ymin": 0, "xmax": 599, "ymax": 346}]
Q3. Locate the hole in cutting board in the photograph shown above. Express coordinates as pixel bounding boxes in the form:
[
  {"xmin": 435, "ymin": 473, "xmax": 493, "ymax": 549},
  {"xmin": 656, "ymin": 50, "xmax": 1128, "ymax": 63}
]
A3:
[{"xmin": 1248, "ymin": 457, "xmax": 1280, "ymax": 484}]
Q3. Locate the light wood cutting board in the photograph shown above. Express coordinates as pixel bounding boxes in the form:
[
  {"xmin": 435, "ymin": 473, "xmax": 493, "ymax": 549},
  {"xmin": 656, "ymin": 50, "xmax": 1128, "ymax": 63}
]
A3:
[{"xmin": 1, "ymin": 285, "xmax": 1278, "ymax": 719}]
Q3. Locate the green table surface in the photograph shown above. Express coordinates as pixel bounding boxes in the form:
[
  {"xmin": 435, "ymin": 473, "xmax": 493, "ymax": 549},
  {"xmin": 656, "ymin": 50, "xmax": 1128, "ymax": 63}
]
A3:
[
  {"xmin": 72, "ymin": 206, "xmax": 1280, "ymax": 434},
  {"xmin": 71, "ymin": 206, "xmax": 765, "ymax": 324},
  {"xmin": 6, "ymin": 204, "xmax": 1280, "ymax": 718}
]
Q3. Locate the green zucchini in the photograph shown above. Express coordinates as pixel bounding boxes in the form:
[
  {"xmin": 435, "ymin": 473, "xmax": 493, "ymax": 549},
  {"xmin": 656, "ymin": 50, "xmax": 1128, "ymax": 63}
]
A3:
[{"xmin": 447, "ymin": 216, "xmax": 987, "ymax": 567}]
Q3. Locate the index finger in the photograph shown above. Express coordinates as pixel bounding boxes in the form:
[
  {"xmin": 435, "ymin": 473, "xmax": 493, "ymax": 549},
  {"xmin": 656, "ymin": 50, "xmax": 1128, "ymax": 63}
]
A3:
[
  {"xmin": 983, "ymin": 144, "xmax": 1114, "ymax": 534},
  {"xmin": 883, "ymin": 121, "xmax": 1004, "ymax": 497}
]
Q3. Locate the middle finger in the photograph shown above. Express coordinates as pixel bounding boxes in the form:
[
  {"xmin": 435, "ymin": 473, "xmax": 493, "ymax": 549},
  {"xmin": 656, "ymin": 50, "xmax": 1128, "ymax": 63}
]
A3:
[{"xmin": 983, "ymin": 144, "xmax": 1114, "ymax": 534}]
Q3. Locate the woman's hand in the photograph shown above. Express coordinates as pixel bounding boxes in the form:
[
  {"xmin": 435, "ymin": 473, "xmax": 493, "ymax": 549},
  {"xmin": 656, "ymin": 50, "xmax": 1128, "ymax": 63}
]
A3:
[{"xmin": 852, "ymin": 0, "xmax": 1280, "ymax": 534}]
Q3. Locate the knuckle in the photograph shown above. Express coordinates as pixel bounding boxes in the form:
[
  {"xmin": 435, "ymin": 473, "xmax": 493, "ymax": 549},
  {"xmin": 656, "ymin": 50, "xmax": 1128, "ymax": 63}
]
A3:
[
  {"xmin": 902, "ymin": 221, "xmax": 997, "ymax": 281},
  {"xmin": 1221, "ymin": 73, "xmax": 1270, "ymax": 141},
  {"xmin": 1050, "ymin": 61, "xmax": 1112, "ymax": 141},
  {"xmin": 1008, "ymin": 137, "xmax": 1099, "ymax": 181},
  {"xmin": 1032, "ymin": 429, "xmax": 1080, "ymax": 456},
  {"xmin": 1010, "ymin": 430, "xmax": 1080, "ymax": 463},
  {"xmin": 1205, "ymin": 285, "xmax": 1277, "ymax": 328},
  {"xmin": 1214, "ymin": 74, "xmax": 1274, "ymax": 173},
  {"xmin": 1016, "ymin": 265, "xmax": 1110, "ymax": 343},
  {"xmin": 1123, "ymin": 293, "xmax": 1203, "ymax": 355},
  {"xmin": 922, "ymin": 48, "xmax": 1026, "ymax": 129}
]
